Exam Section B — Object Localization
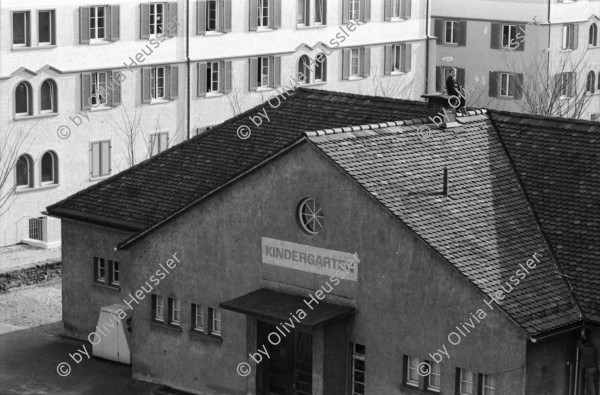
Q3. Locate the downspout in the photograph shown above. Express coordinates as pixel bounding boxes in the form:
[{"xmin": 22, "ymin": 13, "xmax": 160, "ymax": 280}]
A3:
[
  {"xmin": 186, "ymin": 0, "xmax": 191, "ymax": 139},
  {"xmin": 425, "ymin": 0, "xmax": 430, "ymax": 93},
  {"xmin": 547, "ymin": 0, "xmax": 551, "ymax": 84}
]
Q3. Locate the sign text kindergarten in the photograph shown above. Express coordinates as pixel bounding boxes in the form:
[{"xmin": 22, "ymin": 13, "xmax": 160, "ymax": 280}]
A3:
[{"xmin": 262, "ymin": 237, "xmax": 358, "ymax": 281}]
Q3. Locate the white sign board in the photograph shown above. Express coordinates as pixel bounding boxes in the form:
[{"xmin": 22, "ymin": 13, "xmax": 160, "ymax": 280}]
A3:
[{"xmin": 262, "ymin": 237, "xmax": 358, "ymax": 281}]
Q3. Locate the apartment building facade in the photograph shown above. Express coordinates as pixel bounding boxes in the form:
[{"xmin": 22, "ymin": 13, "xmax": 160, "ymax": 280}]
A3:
[
  {"xmin": 0, "ymin": 0, "xmax": 431, "ymax": 248},
  {"xmin": 432, "ymin": 0, "xmax": 600, "ymax": 121}
]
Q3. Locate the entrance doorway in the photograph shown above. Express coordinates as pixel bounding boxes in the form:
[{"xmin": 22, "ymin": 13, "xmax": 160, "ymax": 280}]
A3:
[{"xmin": 257, "ymin": 321, "xmax": 313, "ymax": 395}]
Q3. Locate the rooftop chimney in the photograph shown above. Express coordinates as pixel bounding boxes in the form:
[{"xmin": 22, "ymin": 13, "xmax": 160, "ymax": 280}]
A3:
[
  {"xmin": 421, "ymin": 94, "xmax": 461, "ymax": 129},
  {"xmin": 442, "ymin": 167, "xmax": 449, "ymax": 196}
]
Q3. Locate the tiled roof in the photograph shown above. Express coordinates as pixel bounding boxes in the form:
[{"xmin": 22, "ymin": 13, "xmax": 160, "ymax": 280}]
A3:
[
  {"xmin": 491, "ymin": 110, "xmax": 600, "ymax": 325},
  {"xmin": 307, "ymin": 114, "xmax": 582, "ymax": 335},
  {"xmin": 47, "ymin": 88, "xmax": 430, "ymax": 232}
]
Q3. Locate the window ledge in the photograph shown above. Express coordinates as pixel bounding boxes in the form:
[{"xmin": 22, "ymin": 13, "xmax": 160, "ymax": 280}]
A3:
[
  {"xmin": 89, "ymin": 175, "xmax": 112, "ymax": 182},
  {"xmin": 189, "ymin": 330, "xmax": 223, "ymax": 343},
  {"xmin": 204, "ymin": 31, "xmax": 225, "ymax": 36},
  {"xmin": 38, "ymin": 183, "xmax": 60, "ymax": 191},
  {"xmin": 296, "ymin": 24, "xmax": 327, "ymax": 30},
  {"xmin": 256, "ymin": 27, "xmax": 274, "ymax": 33},
  {"xmin": 348, "ymin": 76, "xmax": 365, "ymax": 81},
  {"xmin": 389, "ymin": 17, "xmax": 407, "ymax": 22},
  {"xmin": 89, "ymin": 40, "xmax": 111, "ymax": 45},
  {"xmin": 206, "ymin": 92, "xmax": 225, "ymax": 98},
  {"xmin": 303, "ymin": 81, "xmax": 327, "ymax": 87},
  {"xmin": 14, "ymin": 113, "xmax": 58, "ymax": 121},
  {"xmin": 89, "ymin": 106, "xmax": 112, "ymax": 112},
  {"xmin": 256, "ymin": 86, "xmax": 274, "ymax": 92},
  {"xmin": 390, "ymin": 71, "xmax": 406, "ymax": 76},
  {"xmin": 12, "ymin": 45, "xmax": 57, "ymax": 51},
  {"xmin": 442, "ymin": 42, "xmax": 459, "ymax": 46},
  {"xmin": 400, "ymin": 384, "xmax": 427, "ymax": 394},
  {"xmin": 149, "ymin": 99, "xmax": 171, "ymax": 105},
  {"xmin": 92, "ymin": 281, "xmax": 120, "ymax": 291},
  {"xmin": 150, "ymin": 321, "xmax": 183, "ymax": 333},
  {"xmin": 560, "ymin": 48, "xmax": 574, "ymax": 53},
  {"xmin": 14, "ymin": 187, "xmax": 36, "ymax": 194}
]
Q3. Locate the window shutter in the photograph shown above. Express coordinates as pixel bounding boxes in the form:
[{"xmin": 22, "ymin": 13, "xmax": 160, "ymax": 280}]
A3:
[
  {"xmin": 273, "ymin": 0, "xmax": 281, "ymax": 28},
  {"xmin": 111, "ymin": 72, "xmax": 122, "ymax": 106},
  {"xmin": 140, "ymin": 4, "xmax": 150, "ymax": 39},
  {"xmin": 362, "ymin": 0, "xmax": 371, "ymax": 22},
  {"xmin": 161, "ymin": 133, "xmax": 168, "ymax": 152},
  {"xmin": 514, "ymin": 73, "xmax": 523, "ymax": 99},
  {"xmin": 490, "ymin": 23, "xmax": 500, "ymax": 49},
  {"xmin": 249, "ymin": 0, "xmax": 258, "ymax": 31},
  {"xmin": 110, "ymin": 5, "xmax": 120, "ymax": 41},
  {"xmin": 342, "ymin": 0, "xmax": 349, "ymax": 24},
  {"xmin": 101, "ymin": 141, "xmax": 111, "ymax": 175},
  {"xmin": 454, "ymin": 369, "xmax": 461, "ymax": 395},
  {"xmin": 434, "ymin": 19, "xmax": 443, "ymax": 44},
  {"xmin": 489, "ymin": 71, "xmax": 499, "ymax": 97},
  {"xmin": 198, "ymin": 63, "xmax": 207, "ymax": 96},
  {"xmin": 81, "ymin": 73, "xmax": 92, "ymax": 110},
  {"xmin": 273, "ymin": 56, "xmax": 281, "ymax": 87},
  {"xmin": 401, "ymin": 43, "xmax": 411, "ymax": 72},
  {"xmin": 402, "ymin": 0, "xmax": 411, "ymax": 19},
  {"xmin": 436, "ymin": 66, "xmax": 442, "ymax": 92},
  {"xmin": 342, "ymin": 49, "xmax": 350, "ymax": 80},
  {"xmin": 321, "ymin": 57, "xmax": 328, "ymax": 81},
  {"xmin": 197, "ymin": 0, "xmax": 206, "ymax": 34},
  {"xmin": 384, "ymin": 0, "xmax": 392, "ymax": 21},
  {"xmin": 306, "ymin": 0, "xmax": 312, "ymax": 26},
  {"xmin": 509, "ymin": 73, "xmax": 516, "ymax": 97},
  {"xmin": 224, "ymin": 61, "xmax": 232, "ymax": 92},
  {"xmin": 93, "ymin": 258, "xmax": 98, "ymax": 281},
  {"xmin": 458, "ymin": 21, "xmax": 467, "ymax": 46},
  {"xmin": 517, "ymin": 24, "xmax": 525, "ymax": 51},
  {"xmin": 223, "ymin": 0, "xmax": 232, "ymax": 32},
  {"xmin": 249, "ymin": 58, "xmax": 258, "ymax": 90},
  {"xmin": 457, "ymin": 68, "xmax": 465, "ymax": 88},
  {"xmin": 569, "ymin": 72, "xmax": 576, "ymax": 97},
  {"xmin": 322, "ymin": 0, "xmax": 327, "ymax": 24},
  {"xmin": 80, "ymin": 7, "xmax": 90, "ymax": 44},
  {"xmin": 384, "ymin": 45, "xmax": 392, "ymax": 75},
  {"xmin": 555, "ymin": 73, "xmax": 562, "ymax": 94},
  {"xmin": 169, "ymin": 65, "xmax": 179, "ymax": 99},
  {"xmin": 572, "ymin": 24, "xmax": 579, "ymax": 49},
  {"xmin": 142, "ymin": 67, "xmax": 151, "ymax": 103},
  {"xmin": 362, "ymin": 47, "xmax": 371, "ymax": 77},
  {"xmin": 168, "ymin": 2, "xmax": 178, "ymax": 36}
]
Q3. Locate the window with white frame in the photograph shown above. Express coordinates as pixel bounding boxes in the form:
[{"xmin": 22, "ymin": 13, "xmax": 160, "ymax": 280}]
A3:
[
  {"xmin": 12, "ymin": 11, "xmax": 30, "ymax": 46},
  {"xmin": 502, "ymin": 24, "xmax": 517, "ymax": 48},
  {"xmin": 392, "ymin": 44, "xmax": 402, "ymax": 72},
  {"xmin": 209, "ymin": 307, "xmax": 221, "ymax": 336},
  {"xmin": 110, "ymin": 260, "xmax": 119, "ymax": 285},
  {"xmin": 249, "ymin": 56, "xmax": 280, "ymax": 90},
  {"xmin": 151, "ymin": 67, "xmax": 166, "ymax": 99},
  {"xmin": 586, "ymin": 71, "xmax": 596, "ymax": 94},
  {"xmin": 15, "ymin": 82, "xmax": 32, "ymax": 116},
  {"xmin": 41, "ymin": 151, "xmax": 58, "ymax": 184},
  {"xmin": 169, "ymin": 298, "xmax": 180, "ymax": 325},
  {"xmin": 481, "ymin": 374, "xmax": 495, "ymax": 395},
  {"xmin": 257, "ymin": 0, "xmax": 269, "ymax": 27},
  {"xmin": 91, "ymin": 72, "xmax": 109, "ymax": 107},
  {"xmin": 500, "ymin": 72, "xmax": 515, "ymax": 97},
  {"xmin": 405, "ymin": 355, "xmax": 419, "ymax": 387},
  {"xmin": 207, "ymin": 61, "xmax": 220, "ymax": 92},
  {"xmin": 350, "ymin": 48, "xmax": 360, "ymax": 77},
  {"xmin": 351, "ymin": 343, "xmax": 365, "ymax": 395},
  {"xmin": 150, "ymin": 3, "xmax": 164, "ymax": 35},
  {"xmin": 445, "ymin": 20, "xmax": 459, "ymax": 44},
  {"xmin": 90, "ymin": 6, "xmax": 106, "ymax": 40},
  {"xmin": 150, "ymin": 132, "xmax": 169, "ymax": 156},
  {"xmin": 153, "ymin": 295, "xmax": 165, "ymax": 322},
  {"xmin": 426, "ymin": 361, "xmax": 441, "ymax": 391},
  {"xmin": 90, "ymin": 140, "xmax": 111, "ymax": 178},
  {"xmin": 206, "ymin": 0, "xmax": 218, "ymax": 31},
  {"xmin": 392, "ymin": 0, "xmax": 401, "ymax": 18},
  {"xmin": 41, "ymin": 79, "xmax": 57, "ymax": 113},
  {"xmin": 259, "ymin": 56, "xmax": 270, "ymax": 87},
  {"xmin": 38, "ymin": 10, "xmax": 55, "ymax": 45},
  {"xmin": 557, "ymin": 72, "xmax": 574, "ymax": 97},
  {"xmin": 198, "ymin": 61, "xmax": 231, "ymax": 96},
  {"xmin": 16, "ymin": 155, "xmax": 33, "ymax": 188},
  {"xmin": 459, "ymin": 368, "xmax": 474, "ymax": 395},
  {"xmin": 343, "ymin": 47, "xmax": 369, "ymax": 79},
  {"xmin": 349, "ymin": 0, "xmax": 360, "ymax": 20},
  {"xmin": 315, "ymin": 0, "xmax": 324, "ymax": 24},
  {"xmin": 192, "ymin": 303, "xmax": 204, "ymax": 331},
  {"xmin": 589, "ymin": 23, "xmax": 598, "ymax": 46},
  {"xmin": 562, "ymin": 24, "xmax": 573, "ymax": 49},
  {"xmin": 94, "ymin": 257, "xmax": 106, "ymax": 283},
  {"xmin": 314, "ymin": 53, "xmax": 327, "ymax": 81},
  {"xmin": 298, "ymin": 0, "xmax": 326, "ymax": 26}
]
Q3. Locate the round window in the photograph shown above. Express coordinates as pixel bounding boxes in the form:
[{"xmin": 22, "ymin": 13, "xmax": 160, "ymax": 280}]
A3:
[{"xmin": 297, "ymin": 198, "xmax": 324, "ymax": 235}]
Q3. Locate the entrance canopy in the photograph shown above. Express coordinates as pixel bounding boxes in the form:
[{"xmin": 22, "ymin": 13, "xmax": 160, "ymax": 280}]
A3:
[{"xmin": 220, "ymin": 288, "xmax": 355, "ymax": 331}]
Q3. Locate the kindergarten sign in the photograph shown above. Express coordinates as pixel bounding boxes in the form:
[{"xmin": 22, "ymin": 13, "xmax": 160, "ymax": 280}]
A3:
[{"xmin": 262, "ymin": 237, "xmax": 358, "ymax": 281}]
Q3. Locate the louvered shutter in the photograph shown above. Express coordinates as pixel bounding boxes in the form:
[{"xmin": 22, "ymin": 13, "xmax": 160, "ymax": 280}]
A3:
[
  {"xmin": 489, "ymin": 71, "xmax": 499, "ymax": 97},
  {"xmin": 362, "ymin": 0, "xmax": 371, "ymax": 22},
  {"xmin": 197, "ymin": 0, "xmax": 206, "ymax": 34},
  {"xmin": 273, "ymin": 56, "xmax": 281, "ymax": 87},
  {"xmin": 111, "ymin": 72, "xmax": 122, "ymax": 106},
  {"xmin": 249, "ymin": 0, "xmax": 258, "ymax": 30},
  {"xmin": 516, "ymin": 25, "xmax": 525, "ymax": 51},
  {"xmin": 168, "ymin": 2, "xmax": 178, "ymax": 36},
  {"xmin": 169, "ymin": 65, "xmax": 179, "ymax": 98},
  {"xmin": 402, "ymin": 0, "xmax": 411, "ymax": 19},
  {"xmin": 384, "ymin": 45, "xmax": 392, "ymax": 75},
  {"xmin": 384, "ymin": 0, "xmax": 392, "ymax": 21},
  {"xmin": 342, "ymin": 49, "xmax": 350, "ymax": 80},
  {"xmin": 458, "ymin": 21, "xmax": 467, "ymax": 46},
  {"xmin": 342, "ymin": 0, "xmax": 349, "ymax": 23},
  {"xmin": 273, "ymin": 0, "xmax": 281, "ymax": 28},
  {"xmin": 80, "ymin": 7, "xmax": 90, "ymax": 44},
  {"xmin": 140, "ymin": 4, "xmax": 150, "ymax": 39},
  {"xmin": 110, "ymin": 5, "xmax": 120, "ymax": 41},
  {"xmin": 401, "ymin": 44, "xmax": 411, "ymax": 72},
  {"xmin": 81, "ymin": 73, "xmax": 92, "ymax": 110},
  {"xmin": 224, "ymin": 61, "xmax": 232, "ymax": 92},
  {"xmin": 490, "ymin": 23, "xmax": 500, "ymax": 49},
  {"xmin": 362, "ymin": 47, "xmax": 371, "ymax": 77},
  {"xmin": 572, "ymin": 24, "xmax": 579, "ymax": 49},
  {"xmin": 249, "ymin": 58, "xmax": 258, "ymax": 90},
  {"xmin": 434, "ymin": 19, "xmax": 443, "ymax": 44},
  {"xmin": 198, "ymin": 63, "xmax": 207, "ymax": 96},
  {"xmin": 223, "ymin": 0, "xmax": 232, "ymax": 32},
  {"xmin": 142, "ymin": 67, "xmax": 151, "ymax": 103},
  {"xmin": 514, "ymin": 73, "xmax": 524, "ymax": 99},
  {"xmin": 436, "ymin": 67, "xmax": 442, "ymax": 92}
]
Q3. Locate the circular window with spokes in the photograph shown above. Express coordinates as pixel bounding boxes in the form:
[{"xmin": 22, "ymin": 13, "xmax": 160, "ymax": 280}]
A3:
[{"xmin": 297, "ymin": 198, "xmax": 324, "ymax": 235}]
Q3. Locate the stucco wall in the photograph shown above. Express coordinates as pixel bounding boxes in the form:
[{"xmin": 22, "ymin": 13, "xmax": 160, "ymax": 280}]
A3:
[{"xmin": 124, "ymin": 140, "xmax": 527, "ymax": 394}]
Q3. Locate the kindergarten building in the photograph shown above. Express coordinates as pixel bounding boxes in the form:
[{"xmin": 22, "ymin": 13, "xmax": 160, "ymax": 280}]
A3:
[{"xmin": 48, "ymin": 89, "xmax": 600, "ymax": 395}]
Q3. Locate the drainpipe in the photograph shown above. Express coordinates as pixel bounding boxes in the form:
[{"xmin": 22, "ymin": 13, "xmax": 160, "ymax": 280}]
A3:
[
  {"xmin": 186, "ymin": 0, "xmax": 191, "ymax": 139},
  {"xmin": 425, "ymin": 0, "xmax": 430, "ymax": 93},
  {"xmin": 547, "ymin": 0, "xmax": 551, "ymax": 83}
]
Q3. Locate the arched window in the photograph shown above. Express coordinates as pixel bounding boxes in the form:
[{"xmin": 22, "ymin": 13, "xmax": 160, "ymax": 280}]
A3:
[
  {"xmin": 586, "ymin": 71, "xmax": 596, "ymax": 94},
  {"xmin": 298, "ymin": 55, "xmax": 311, "ymax": 84},
  {"xmin": 15, "ymin": 81, "xmax": 32, "ymax": 116},
  {"xmin": 41, "ymin": 151, "xmax": 58, "ymax": 184},
  {"xmin": 589, "ymin": 23, "xmax": 598, "ymax": 46},
  {"xmin": 16, "ymin": 154, "xmax": 33, "ymax": 188},
  {"xmin": 314, "ymin": 53, "xmax": 327, "ymax": 82},
  {"xmin": 41, "ymin": 79, "xmax": 57, "ymax": 113}
]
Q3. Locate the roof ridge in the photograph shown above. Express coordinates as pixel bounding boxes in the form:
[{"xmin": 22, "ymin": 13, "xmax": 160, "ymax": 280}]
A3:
[
  {"xmin": 295, "ymin": 87, "xmax": 428, "ymax": 106},
  {"xmin": 489, "ymin": 109, "xmax": 600, "ymax": 128}
]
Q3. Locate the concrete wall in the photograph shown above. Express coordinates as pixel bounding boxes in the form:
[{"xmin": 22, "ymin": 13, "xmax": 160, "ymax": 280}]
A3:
[
  {"xmin": 124, "ymin": 140, "xmax": 527, "ymax": 394},
  {"xmin": 60, "ymin": 219, "xmax": 133, "ymax": 338},
  {"xmin": 0, "ymin": 0, "xmax": 428, "ymax": 247}
]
